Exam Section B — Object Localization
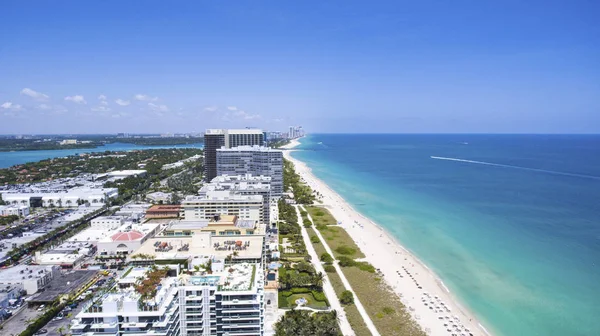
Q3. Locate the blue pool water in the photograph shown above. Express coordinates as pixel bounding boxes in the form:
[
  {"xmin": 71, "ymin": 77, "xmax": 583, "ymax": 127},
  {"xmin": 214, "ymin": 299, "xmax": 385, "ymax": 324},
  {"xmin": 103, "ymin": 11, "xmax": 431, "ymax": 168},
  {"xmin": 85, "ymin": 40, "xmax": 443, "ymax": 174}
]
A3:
[{"xmin": 291, "ymin": 134, "xmax": 600, "ymax": 336}]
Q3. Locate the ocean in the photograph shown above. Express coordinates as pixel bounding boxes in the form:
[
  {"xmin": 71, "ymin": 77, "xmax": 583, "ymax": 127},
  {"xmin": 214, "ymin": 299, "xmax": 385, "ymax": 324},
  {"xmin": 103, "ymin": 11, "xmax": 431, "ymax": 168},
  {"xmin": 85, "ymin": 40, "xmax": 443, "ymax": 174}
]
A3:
[
  {"xmin": 291, "ymin": 134, "xmax": 600, "ymax": 336},
  {"xmin": 0, "ymin": 142, "xmax": 204, "ymax": 168}
]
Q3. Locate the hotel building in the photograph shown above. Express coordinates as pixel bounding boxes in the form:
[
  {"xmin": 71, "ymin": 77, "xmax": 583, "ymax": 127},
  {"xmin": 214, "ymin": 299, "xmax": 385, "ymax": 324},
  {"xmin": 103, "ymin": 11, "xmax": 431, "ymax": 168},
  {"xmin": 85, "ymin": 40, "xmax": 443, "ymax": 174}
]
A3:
[
  {"xmin": 202, "ymin": 175, "xmax": 273, "ymax": 226},
  {"xmin": 204, "ymin": 129, "xmax": 265, "ymax": 181},
  {"xmin": 216, "ymin": 146, "xmax": 283, "ymax": 198},
  {"xmin": 180, "ymin": 191, "xmax": 263, "ymax": 225}
]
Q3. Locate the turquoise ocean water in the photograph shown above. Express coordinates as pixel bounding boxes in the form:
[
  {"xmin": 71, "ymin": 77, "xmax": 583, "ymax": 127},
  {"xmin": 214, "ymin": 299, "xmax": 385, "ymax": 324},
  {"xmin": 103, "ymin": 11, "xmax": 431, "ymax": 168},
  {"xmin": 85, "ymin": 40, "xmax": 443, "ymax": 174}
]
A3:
[
  {"xmin": 291, "ymin": 134, "xmax": 600, "ymax": 336},
  {"xmin": 0, "ymin": 142, "xmax": 204, "ymax": 168}
]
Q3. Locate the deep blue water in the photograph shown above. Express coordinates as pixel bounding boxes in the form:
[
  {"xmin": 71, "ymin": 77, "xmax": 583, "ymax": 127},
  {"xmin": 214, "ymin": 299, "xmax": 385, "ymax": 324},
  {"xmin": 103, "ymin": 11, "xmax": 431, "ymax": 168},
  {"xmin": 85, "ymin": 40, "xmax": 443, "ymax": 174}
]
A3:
[
  {"xmin": 0, "ymin": 142, "xmax": 203, "ymax": 168},
  {"xmin": 292, "ymin": 134, "xmax": 600, "ymax": 336}
]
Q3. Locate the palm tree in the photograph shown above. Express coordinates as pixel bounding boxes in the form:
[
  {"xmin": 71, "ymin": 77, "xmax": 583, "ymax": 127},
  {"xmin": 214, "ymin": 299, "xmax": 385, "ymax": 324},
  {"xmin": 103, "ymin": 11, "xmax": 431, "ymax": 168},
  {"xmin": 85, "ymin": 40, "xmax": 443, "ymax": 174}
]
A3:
[
  {"xmin": 312, "ymin": 272, "xmax": 325, "ymax": 289},
  {"xmin": 57, "ymin": 326, "xmax": 65, "ymax": 336}
]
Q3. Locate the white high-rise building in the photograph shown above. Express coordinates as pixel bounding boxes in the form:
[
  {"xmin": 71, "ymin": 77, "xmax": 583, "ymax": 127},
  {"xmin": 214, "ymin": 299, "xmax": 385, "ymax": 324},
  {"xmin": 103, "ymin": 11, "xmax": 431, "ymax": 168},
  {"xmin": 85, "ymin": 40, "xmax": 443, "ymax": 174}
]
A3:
[
  {"xmin": 204, "ymin": 129, "xmax": 265, "ymax": 181},
  {"xmin": 180, "ymin": 191, "xmax": 264, "ymax": 224},
  {"xmin": 70, "ymin": 263, "xmax": 265, "ymax": 336},
  {"xmin": 202, "ymin": 174, "xmax": 273, "ymax": 225},
  {"xmin": 216, "ymin": 146, "xmax": 283, "ymax": 198}
]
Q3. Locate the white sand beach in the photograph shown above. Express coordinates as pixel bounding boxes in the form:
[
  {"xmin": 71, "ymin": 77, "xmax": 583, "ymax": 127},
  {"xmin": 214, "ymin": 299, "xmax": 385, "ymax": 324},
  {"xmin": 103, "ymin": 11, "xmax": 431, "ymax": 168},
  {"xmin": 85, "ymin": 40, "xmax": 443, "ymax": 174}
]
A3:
[{"xmin": 281, "ymin": 138, "xmax": 491, "ymax": 336}]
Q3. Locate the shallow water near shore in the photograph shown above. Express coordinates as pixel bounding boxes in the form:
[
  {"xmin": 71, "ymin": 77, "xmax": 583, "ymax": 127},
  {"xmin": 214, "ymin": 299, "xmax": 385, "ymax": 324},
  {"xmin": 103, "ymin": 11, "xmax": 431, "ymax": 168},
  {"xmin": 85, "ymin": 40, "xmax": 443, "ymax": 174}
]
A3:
[{"xmin": 291, "ymin": 134, "xmax": 600, "ymax": 336}]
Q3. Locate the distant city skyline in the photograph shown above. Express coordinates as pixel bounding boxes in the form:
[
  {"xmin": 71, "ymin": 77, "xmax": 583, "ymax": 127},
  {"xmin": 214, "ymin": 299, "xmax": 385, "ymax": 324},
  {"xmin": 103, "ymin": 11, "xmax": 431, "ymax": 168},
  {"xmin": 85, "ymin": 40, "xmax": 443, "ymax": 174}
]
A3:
[{"xmin": 1, "ymin": 1, "xmax": 599, "ymax": 134}]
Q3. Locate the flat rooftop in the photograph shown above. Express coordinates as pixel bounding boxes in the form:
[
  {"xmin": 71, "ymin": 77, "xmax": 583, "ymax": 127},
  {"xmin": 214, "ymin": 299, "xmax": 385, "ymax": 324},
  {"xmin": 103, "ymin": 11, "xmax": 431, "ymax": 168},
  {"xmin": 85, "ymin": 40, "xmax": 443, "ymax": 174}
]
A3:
[
  {"xmin": 132, "ymin": 234, "xmax": 263, "ymax": 261},
  {"xmin": 183, "ymin": 263, "xmax": 259, "ymax": 291},
  {"xmin": 0, "ymin": 265, "xmax": 55, "ymax": 281}
]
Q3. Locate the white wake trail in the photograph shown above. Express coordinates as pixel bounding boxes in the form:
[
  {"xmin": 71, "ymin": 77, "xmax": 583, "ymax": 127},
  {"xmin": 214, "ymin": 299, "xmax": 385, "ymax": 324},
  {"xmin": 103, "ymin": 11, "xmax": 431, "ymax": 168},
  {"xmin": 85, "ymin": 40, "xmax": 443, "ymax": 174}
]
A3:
[{"xmin": 430, "ymin": 156, "xmax": 600, "ymax": 181}]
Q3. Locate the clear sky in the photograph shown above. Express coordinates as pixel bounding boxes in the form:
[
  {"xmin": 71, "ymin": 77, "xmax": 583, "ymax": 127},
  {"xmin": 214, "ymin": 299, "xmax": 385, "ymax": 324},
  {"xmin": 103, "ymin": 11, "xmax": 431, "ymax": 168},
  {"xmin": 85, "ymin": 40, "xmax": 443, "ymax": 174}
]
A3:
[{"xmin": 1, "ymin": 1, "xmax": 598, "ymax": 134}]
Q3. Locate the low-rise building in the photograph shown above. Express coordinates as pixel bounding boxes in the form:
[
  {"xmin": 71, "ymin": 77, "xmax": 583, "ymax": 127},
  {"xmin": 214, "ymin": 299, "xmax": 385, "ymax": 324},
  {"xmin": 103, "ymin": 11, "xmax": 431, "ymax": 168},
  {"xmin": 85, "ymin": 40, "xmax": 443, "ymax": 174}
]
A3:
[
  {"xmin": 96, "ymin": 222, "xmax": 160, "ymax": 256},
  {"xmin": 146, "ymin": 205, "xmax": 181, "ymax": 219},
  {"xmin": 0, "ymin": 205, "xmax": 30, "ymax": 217},
  {"xmin": 0, "ymin": 265, "xmax": 59, "ymax": 294},
  {"xmin": 164, "ymin": 215, "xmax": 260, "ymax": 237},
  {"xmin": 1, "ymin": 187, "xmax": 118, "ymax": 208},
  {"xmin": 180, "ymin": 191, "xmax": 263, "ymax": 224},
  {"xmin": 146, "ymin": 192, "xmax": 173, "ymax": 204},
  {"xmin": 33, "ymin": 242, "xmax": 93, "ymax": 268},
  {"xmin": 94, "ymin": 170, "xmax": 147, "ymax": 180},
  {"xmin": 91, "ymin": 216, "xmax": 125, "ymax": 230},
  {"xmin": 131, "ymin": 233, "xmax": 264, "ymax": 264}
]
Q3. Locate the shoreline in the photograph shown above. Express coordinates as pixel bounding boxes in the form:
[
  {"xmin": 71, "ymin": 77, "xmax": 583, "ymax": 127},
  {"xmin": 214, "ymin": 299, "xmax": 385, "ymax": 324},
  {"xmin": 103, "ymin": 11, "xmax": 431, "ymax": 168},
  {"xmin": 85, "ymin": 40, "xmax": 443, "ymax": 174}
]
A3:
[{"xmin": 281, "ymin": 137, "xmax": 492, "ymax": 336}]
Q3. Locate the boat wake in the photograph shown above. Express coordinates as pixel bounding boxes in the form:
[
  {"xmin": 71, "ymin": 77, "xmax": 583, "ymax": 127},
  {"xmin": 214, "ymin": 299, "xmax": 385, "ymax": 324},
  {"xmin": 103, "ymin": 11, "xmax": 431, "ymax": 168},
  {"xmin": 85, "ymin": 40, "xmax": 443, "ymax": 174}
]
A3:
[{"xmin": 430, "ymin": 156, "xmax": 600, "ymax": 180}]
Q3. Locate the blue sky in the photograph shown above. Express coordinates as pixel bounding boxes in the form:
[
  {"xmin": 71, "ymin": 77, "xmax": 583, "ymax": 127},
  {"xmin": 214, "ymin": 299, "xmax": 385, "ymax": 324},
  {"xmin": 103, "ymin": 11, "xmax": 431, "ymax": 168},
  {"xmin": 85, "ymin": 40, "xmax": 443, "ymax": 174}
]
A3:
[{"xmin": 0, "ymin": 1, "xmax": 598, "ymax": 134}]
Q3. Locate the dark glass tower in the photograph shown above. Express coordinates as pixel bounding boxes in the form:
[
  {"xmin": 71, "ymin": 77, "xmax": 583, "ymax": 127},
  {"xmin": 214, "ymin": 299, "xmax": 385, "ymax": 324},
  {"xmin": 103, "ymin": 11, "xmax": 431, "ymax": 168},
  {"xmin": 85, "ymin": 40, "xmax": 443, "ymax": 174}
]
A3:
[{"xmin": 204, "ymin": 129, "xmax": 264, "ymax": 181}]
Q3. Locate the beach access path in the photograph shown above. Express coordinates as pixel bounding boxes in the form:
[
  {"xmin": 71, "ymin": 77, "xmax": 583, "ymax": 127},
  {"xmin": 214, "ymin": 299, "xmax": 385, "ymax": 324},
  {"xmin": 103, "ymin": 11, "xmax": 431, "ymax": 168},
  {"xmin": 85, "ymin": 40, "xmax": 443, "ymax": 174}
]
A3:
[
  {"xmin": 300, "ymin": 205, "xmax": 381, "ymax": 336},
  {"xmin": 294, "ymin": 205, "xmax": 356, "ymax": 336}
]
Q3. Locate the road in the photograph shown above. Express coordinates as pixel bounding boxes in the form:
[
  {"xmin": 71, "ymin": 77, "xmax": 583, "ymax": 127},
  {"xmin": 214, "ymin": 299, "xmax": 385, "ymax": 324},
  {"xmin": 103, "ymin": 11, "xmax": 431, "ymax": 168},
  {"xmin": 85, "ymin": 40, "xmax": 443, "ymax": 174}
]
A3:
[
  {"xmin": 294, "ymin": 205, "xmax": 355, "ymax": 336},
  {"xmin": 301, "ymin": 205, "xmax": 381, "ymax": 336}
]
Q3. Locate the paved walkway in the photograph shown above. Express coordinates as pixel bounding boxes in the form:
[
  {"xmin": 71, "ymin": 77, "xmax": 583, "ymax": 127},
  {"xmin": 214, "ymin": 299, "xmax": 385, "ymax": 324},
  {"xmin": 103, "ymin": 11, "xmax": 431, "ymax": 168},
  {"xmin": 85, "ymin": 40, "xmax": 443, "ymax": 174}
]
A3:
[
  {"xmin": 301, "ymin": 205, "xmax": 381, "ymax": 336},
  {"xmin": 294, "ymin": 205, "xmax": 355, "ymax": 336}
]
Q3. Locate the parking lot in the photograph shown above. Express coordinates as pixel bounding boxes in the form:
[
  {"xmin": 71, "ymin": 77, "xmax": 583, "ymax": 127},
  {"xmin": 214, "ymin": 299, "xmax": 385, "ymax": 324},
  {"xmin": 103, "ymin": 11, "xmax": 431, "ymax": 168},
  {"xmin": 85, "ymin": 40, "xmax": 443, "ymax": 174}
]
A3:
[{"xmin": 1, "ymin": 306, "xmax": 44, "ymax": 336}]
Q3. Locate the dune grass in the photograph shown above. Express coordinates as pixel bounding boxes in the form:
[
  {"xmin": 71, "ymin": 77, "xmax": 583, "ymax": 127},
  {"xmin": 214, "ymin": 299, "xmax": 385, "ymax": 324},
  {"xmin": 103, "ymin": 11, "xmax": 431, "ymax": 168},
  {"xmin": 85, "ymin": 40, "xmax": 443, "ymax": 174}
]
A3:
[
  {"xmin": 307, "ymin": 227, "xmax": 327, "ymax": 257},
  {"xmin": 306, "ymin": 205, "xmax": 338, "ymax": 225},
  {"xmin": 316, "ymin": 225, "xmax": 365, "ymax": 259},
  {"xmin": 340, "ymin": 267, "xmax": 426, "ymax": 336}
]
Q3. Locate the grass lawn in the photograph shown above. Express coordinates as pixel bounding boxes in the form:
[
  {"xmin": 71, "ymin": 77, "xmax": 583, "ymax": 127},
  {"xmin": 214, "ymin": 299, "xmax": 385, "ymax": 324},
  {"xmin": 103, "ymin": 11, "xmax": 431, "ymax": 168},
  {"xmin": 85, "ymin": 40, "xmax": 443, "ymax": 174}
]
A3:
[
  {"xmin": 317, "ymin": 225, "xmax": 365, "ymax": 259},
  {"xmin": 345, "ymin": 304, "xmax": 372, "ymax": 336},
  {"xmin": 326, "ymin": 269, "xmax": 346, "ymax": 296},
  {"xmin": 325, "ymin": 259, "xmax": 371, "ymax": 336},
  {"xmin": 340, "ymin": 266, "xmax": 425, "ymax": 336},
  {"xmin": 307, "ymin": 227, "xmax": 327, "ymax": 257},
  {"xmin": 285, "ymin": 293, "xmax": 329, "ymax": 309},
  {"xmin": 306, "ymin": 206, "xmax": 338, "ymax": 226}
]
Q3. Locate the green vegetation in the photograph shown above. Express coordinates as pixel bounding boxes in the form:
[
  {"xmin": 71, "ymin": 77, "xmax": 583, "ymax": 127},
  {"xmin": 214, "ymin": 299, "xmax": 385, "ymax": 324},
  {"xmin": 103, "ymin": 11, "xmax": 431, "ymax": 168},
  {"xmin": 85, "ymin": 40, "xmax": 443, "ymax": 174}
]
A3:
[
  {"xmin": 19, "ymin": 300, "xmax": 68, "ymax": 336},
  {"xmin": 270, "ymin": 139, "xmax": 290, "ymax": 148},
  {"xmin": 305, "ymin": 227, "xmax": 372, "ymax": 336},
  {"xmin": 278, "ymin": 290, "xmax": 329, "ymax": 309},
  {"xmin": 274, "ymin": 310, "xmax": 341, "ymax": 336},
  {"xmin": 335, "ymin": 245, "xmax": 357, "ymax": 256},
  {"xmin": 306, "ymin": 205, "xmax": 338, "ymax": 225},
  {"xmin": 278, "ymin": 261, "xmax": 328, "ymax": 309},
  {"xmin": 0, "ymin": 138, "xmax": 102, "ymax": 152},
  {"xmin": 341, "ymin": 267, "xmax": 424, "ymax": 335},
  {"xmin": 340, "ymin": 290, "xmax": 354, "ymax": 305},
  {"xmin": 0, "ymin": 148, "xmax": 202, "ymax": 184},
  {"xmin": 111, "ymin": 137, "xmax": 202, "ymax": 146},
  {"xmin": 320, "ymin": 252, "xmax": 334, "ymax": 264},
  {"xmin": 283, "ymin": 158, "xmax": 315, "ymax": 204},
  {"xmin": 337, "ymin": 256, "xmax": 376, "ymax": 272},
  {"xmin": 278, "ymin": 199, "xmax": 307, "ymax": 257},
  {"xmin": 316, "ymin": 225, "xmax": 365, "ymax": 259},
  {"xmin": 304, "ymin": 203, "xmax": 424, "ymax": 335},
  {"xmin": 0, "ymin": 135, "xmax": 203, "ymax": 152},
  {"xmin": 0, "ymin": 215, "xmax": 19, "ymax": 226},
  {"xmin": 134, "ymin": 267, "xmax": 169, "ymax": 300},
  {"xmin": 307, "ymin": 227, "xmax": 327, "ymax": 256}
]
